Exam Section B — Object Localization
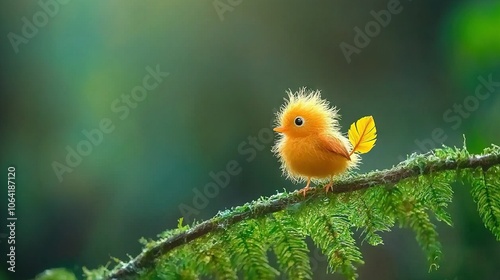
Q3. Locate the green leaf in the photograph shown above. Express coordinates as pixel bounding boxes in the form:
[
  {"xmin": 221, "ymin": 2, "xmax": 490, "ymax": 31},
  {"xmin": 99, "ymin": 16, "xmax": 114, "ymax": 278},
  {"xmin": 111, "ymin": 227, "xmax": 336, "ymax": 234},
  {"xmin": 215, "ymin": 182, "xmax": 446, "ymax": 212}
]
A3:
[
  {"xmin": 406, "ymin": 202, "xmax": 442, "ymax": 271},
  {"xmin": 228, "ymin": 220, "xmax": 280, "ymax": 279},
  {"xmin": 470, "ymin": 166, "xmax": 500, "ymax": 240},
  {"xmin": 420, "ymin": 173, "xmax": 454, "ymax": 226},
  {"xmin": 350, "ymin": 188, "xmax": 394, "ymax": 246},
  {"xmin": 298, "ymin": 200, "xmax": 363, "ymax": 280},
  {"xmin": 269, "ymin": 212, "xmax": 312, "ymax": 279}
]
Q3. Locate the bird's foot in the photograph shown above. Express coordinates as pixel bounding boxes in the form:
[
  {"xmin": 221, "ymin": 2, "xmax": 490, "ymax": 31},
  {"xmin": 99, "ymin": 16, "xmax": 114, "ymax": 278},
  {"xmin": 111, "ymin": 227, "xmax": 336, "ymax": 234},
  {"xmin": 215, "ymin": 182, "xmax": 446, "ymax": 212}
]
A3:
[
  {"xmin": 298, "ymin": 186, "xmax": 311, "ymax": 197},
  {"xmin": 324, "ymin": 182, "xmax": 334, "ymax": 193}
]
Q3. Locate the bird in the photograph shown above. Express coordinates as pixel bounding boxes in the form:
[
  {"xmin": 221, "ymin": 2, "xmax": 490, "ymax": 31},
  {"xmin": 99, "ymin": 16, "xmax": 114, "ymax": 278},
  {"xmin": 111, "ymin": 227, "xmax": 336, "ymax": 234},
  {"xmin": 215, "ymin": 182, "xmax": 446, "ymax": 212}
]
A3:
[{"xmin": 272, "ymin": 88, "xmax": 377, "ymax": 196}]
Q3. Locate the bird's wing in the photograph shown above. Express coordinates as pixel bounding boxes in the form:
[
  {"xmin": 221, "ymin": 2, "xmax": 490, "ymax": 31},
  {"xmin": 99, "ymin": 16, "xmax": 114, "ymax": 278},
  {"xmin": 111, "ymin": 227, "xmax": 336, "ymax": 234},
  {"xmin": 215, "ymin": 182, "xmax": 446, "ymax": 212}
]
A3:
[{"xmin": 318, "ymin": 134, "xmax": 351, "ymax": 160}]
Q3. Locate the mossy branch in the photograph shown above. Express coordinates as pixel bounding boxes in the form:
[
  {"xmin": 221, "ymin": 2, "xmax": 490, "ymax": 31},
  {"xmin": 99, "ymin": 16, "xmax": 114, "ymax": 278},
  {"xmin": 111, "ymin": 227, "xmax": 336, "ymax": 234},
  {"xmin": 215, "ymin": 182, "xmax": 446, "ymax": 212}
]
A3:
[{"xmin": 100, "ymin": 145, "xmax": 500, "ymax": 280}]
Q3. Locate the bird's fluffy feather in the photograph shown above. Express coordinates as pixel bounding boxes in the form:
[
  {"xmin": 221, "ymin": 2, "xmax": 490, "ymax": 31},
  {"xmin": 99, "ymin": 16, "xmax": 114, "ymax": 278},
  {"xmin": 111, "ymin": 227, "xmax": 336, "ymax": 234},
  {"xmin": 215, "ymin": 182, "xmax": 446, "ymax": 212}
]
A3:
[
  {"xmin": 272, "ymin": 88, "xmax": 360, "ymax": 183},
  {"xmin": 275, "ymin": 88, "xmax": 340, "ymax": 134}
]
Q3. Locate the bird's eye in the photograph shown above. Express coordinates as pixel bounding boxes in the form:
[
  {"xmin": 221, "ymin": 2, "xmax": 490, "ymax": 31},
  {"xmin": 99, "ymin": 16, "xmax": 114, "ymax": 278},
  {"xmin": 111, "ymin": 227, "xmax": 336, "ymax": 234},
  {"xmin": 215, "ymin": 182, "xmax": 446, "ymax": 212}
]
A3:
[{"xmin": 294, "ymin": 116, "xmax": 304, "ymax": 127}]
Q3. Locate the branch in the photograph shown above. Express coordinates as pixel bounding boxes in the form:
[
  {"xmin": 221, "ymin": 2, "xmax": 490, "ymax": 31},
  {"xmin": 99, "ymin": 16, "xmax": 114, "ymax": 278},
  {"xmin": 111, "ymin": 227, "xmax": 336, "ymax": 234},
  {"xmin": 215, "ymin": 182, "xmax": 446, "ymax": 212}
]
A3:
[{"xmin": 108, "ymin": 149, "xmax": 500, "ymax": 279}]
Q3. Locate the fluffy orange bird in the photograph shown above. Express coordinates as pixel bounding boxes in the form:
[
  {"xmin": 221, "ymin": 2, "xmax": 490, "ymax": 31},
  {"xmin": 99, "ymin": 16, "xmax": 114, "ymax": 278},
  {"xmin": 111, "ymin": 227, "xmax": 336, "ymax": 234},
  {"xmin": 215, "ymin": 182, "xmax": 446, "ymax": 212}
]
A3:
[{"xmin": 272, "ymin": 88, "xmax": 377, "ymax": 196}]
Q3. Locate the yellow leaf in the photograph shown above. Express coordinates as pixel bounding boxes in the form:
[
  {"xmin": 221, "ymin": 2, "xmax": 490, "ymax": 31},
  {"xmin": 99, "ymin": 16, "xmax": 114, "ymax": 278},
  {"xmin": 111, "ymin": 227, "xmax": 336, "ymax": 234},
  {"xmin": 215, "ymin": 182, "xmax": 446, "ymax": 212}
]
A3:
[{"xmin": 348, "ymin": 116, "xmax": 377, "ymax": 155}]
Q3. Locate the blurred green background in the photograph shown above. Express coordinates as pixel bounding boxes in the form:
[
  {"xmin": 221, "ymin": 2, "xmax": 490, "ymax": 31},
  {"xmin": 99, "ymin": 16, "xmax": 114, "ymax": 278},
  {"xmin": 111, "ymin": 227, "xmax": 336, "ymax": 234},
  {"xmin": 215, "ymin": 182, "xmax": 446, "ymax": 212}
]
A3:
[{"xmin": 1, "ymin": 1, "xmax": 499, "ymax": 279}]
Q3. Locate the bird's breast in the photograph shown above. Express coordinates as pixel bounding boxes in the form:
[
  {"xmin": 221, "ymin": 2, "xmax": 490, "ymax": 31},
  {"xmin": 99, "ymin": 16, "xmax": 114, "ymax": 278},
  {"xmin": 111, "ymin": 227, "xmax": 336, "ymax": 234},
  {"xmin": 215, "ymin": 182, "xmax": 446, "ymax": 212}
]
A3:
[{"xmin": 281, "ymin": 136, "xmax": 349, "ymax": 179}]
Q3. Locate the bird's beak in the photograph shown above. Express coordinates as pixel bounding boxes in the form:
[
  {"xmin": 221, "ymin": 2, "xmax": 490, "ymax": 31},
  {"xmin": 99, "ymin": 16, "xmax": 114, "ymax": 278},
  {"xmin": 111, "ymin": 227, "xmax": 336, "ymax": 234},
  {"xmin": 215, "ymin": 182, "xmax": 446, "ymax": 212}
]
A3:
[{"xmin": 273, "ymin": 126, "xmax": 286, "ymax": 133}]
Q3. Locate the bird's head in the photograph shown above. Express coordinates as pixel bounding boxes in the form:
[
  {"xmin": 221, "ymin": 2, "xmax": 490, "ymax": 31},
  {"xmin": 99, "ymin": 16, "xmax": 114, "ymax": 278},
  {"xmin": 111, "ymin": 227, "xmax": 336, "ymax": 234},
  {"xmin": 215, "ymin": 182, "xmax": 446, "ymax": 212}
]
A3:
[{"xmin": 273, "ymin": 88, "xmax": 340, "ymax": 138}]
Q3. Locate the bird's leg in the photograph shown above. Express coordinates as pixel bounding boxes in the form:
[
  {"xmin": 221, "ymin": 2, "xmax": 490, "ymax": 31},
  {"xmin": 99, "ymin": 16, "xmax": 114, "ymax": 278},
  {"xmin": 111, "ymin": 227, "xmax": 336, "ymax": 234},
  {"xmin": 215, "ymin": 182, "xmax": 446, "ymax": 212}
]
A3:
[
  {"xmin": 298, "ymin": 178, "xmax": 311, "ymax": 197},
  {"xmin": 324, "ymin": 176, "xmax": 334, "ymax": 193}
]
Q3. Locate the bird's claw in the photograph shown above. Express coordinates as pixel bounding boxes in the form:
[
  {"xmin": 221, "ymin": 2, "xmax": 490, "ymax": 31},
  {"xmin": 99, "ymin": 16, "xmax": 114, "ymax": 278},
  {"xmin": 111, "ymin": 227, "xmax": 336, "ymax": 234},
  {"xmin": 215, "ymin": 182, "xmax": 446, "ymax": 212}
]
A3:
[
  {"xmin": 298, "ymin": 186, "xmax": 311, "ymax": 197},
  {"xmin": 324, "ymin": 183, "xmax": 333, "ymax": 193}
]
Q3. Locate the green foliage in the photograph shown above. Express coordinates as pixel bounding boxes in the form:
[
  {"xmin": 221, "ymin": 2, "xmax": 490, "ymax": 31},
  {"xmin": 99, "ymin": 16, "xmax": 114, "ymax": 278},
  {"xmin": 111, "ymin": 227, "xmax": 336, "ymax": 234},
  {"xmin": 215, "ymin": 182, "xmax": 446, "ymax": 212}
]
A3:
[
  {"xmin": 69, "ymin": 145, "xmax": 500, "ymax": 279},
  {"xmin": 297, "ymin": 199, "xmax": 363, "ymax": 279},
  {"xmin": 268, "ymin": 212, "xmax": 312, "ymax": 279},
  {"xmin": 385, "ymin": 180, "xmax": 443, "ymax": 270},
  {"xmin": 228, "ymin": 220, "xmax": 280, "ymax": 279},
  {"xmin": 35, "ymin": 268, "xmax": 77, "ymax": 280},
  {"xmin": 469, "ymin": 165, "xmax": 500, "ymax": 240},
  {"xmin": 352, "ymin": 188, "xmax": 394, "ymax": 245}
]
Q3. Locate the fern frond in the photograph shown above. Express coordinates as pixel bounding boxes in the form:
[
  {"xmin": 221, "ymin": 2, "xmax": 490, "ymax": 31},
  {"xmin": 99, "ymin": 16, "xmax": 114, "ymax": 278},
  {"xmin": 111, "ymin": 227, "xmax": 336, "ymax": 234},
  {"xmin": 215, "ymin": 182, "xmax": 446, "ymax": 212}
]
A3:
[
  {"xmin": 269, "ymin": 212, "xmax": 312, "ymax": 279},
  {"xmin": 405, "ymin": 202, "xmax": 442, "ymax": 271},
  {"xmin": 352, "ymin": 188, "xmax": 394, "ymax": 245},
  {"xmin": 419, "ymin": 172, "xmax": 454, "ymax": 226},
  {"xmin": 469, "ymin": 166, "xmax": 500, "ymax": 240},
  {"xmin": 299, "ymin": 200, "xmax": 363, "ymax": 279},
  {"xmin": 379, "ymin": 183, "xmax": 442, "ymax": 270},
  {"xmin": 189, "ymin": 234, "xmax": 238, "ymax": 280},
  {"xmin": 228, "ymin": 220, "xmax": 280, "ymax": 279},
  {"xmin": 156, "ymin": 247, "xmax": 200, "ymax": 280},
  {"xmin": 205, "ymin": 239, "xmax": 238, "ymax": 280},
  {"xmin": 378, "ymin": 186, "xmax": 405, "ymax": 222}
]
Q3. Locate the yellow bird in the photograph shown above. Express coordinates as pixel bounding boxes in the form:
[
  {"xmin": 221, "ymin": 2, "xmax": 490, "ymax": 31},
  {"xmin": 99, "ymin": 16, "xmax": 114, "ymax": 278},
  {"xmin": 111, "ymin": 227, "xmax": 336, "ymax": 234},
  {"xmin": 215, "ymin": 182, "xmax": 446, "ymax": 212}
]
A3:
[{"xmin": 272, "ymin": 88, "xmax": 377, "ymax": 196}]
